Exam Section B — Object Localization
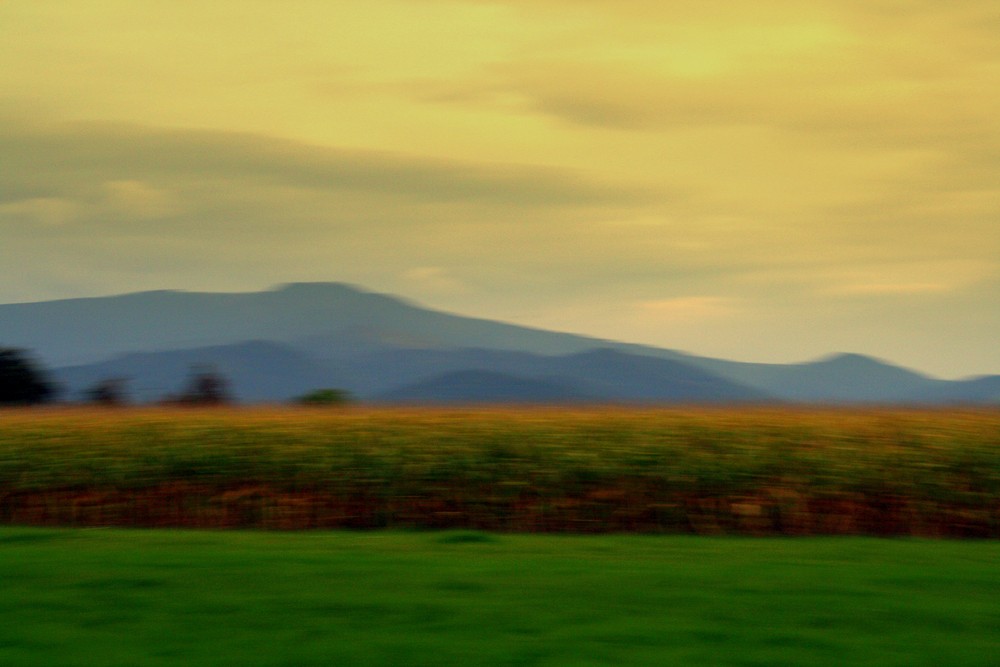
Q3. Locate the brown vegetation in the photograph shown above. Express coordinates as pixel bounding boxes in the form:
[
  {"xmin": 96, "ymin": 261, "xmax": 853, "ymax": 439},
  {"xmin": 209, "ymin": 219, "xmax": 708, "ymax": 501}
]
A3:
[{"xmin": 0, "ymin": 406, "xmax": 997, "ymax": 535}]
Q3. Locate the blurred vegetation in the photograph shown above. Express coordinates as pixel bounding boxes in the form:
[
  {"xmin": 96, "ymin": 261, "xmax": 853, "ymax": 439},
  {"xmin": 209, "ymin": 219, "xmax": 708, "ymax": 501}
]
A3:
[
  {"xmin": 2, "ymin": 528, "xmax": 999, "ymax": 666},
  {"xmin": 295, "ymin": 388, "xmax": 352, "ymax": 406},
  {"xmin": 84, "ymin": 377, "xmax": 130, "ymax": 406},
  {"xmin": 164, "ymin": 365, "xmax": 232, "ymax": 406},
  {"xmin": 0, "ymin": 407, "xmax": 997, "ymax": 535},
  {"xmin": 0, "ymin": 348, "xmax": 56, "ymax": 406}
]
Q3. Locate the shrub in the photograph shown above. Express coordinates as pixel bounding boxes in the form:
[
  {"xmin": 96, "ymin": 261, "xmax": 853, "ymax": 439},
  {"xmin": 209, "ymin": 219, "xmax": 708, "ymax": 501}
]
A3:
[
  {"xmin": 84, "ymin": 377, "xmax": 129, "ymax": 406},
  {"xmin": 166, "ymin": 365, "xmax": 232, "ymax": 405},
  {"xmin": 296, "ymin": 388, "xmax": 353, "ymax": 406}
]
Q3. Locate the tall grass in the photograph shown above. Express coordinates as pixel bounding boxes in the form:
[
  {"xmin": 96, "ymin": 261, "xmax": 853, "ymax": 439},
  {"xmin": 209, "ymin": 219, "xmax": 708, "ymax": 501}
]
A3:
[{"xmin": 1, "ymin": 406, "xmax": 997, "ymax": 535}]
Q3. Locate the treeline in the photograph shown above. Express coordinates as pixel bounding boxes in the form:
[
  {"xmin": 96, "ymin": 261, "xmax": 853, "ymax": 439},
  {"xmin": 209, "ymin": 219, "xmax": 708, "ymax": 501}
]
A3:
[{"xmin": 0, "ymin": 347, "xmax": 350, "ymax": 407}]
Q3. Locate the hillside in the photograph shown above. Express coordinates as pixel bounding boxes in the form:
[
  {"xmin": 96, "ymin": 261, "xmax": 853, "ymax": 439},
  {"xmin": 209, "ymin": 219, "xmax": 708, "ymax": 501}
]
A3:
[
  {"xmin": 0, "ymin": 283, "xmax": 623, "ymax": 367},
  {"xmin": 3, "ymin": 282, "xmax": 997, "ymax": 404},
  {"xmin": 376, "ymin": 370, "xmax": 596, "ymax": 404},
  {"xmin": 53, "ymin": 340, "xmax": 346, "ymax": 403}
]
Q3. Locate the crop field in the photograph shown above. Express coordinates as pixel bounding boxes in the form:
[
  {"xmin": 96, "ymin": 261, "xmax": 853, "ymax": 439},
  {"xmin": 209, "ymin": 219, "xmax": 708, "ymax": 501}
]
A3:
[{"xmin": 1, "ymin": 406, "xmax": 998, "ymax": 535}]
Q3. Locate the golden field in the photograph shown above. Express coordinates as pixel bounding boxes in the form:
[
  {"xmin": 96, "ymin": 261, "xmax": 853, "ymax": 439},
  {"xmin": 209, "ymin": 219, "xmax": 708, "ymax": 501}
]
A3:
[{"xmin": 0, "ymin": 406, "xmax": 997, "ymax": 535}]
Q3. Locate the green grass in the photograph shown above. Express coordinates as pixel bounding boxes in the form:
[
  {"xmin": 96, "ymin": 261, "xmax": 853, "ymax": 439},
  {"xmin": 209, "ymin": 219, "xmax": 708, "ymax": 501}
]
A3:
[{"xmin": 1, "ymin": 528, "xmax": 998, "ymax": 666}]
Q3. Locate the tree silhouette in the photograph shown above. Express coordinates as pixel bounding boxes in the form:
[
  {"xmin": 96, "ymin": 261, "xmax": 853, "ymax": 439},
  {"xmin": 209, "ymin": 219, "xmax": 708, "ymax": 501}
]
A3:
[
  {"xmin": 0, "ymin": 347, "xmax": 56, "ymax": 406},
  {"xmin": 176, "ymin": 365, "xmax": 231, "ymax": 405},
  {"xmin": 85, "ymin": 377, "xmax": 129, "ymax": 406}
]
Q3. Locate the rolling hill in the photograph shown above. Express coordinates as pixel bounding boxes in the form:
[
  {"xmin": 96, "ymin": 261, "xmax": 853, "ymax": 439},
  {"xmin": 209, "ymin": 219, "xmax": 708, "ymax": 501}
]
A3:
[
  {"xmin": 2, "ymin": 282, "xmax": 997, "ymax": 404},
  {"xmin": 0, "ymin": 283, "xmax": 626, "ymax": 367},
  {"xmin": 52, "ymin": 340, "xmax": 346, "ymax": 403},
  {"xmin": 376, "ymin": 370, "xmax": 597, "ymax": 404}
]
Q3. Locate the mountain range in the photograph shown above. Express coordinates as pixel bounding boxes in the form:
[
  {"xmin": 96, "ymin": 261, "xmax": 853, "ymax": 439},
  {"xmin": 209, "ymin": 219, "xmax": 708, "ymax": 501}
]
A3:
[{"xmin": 1, "ymin": 282, "xmax": 996, "ymax": 405}]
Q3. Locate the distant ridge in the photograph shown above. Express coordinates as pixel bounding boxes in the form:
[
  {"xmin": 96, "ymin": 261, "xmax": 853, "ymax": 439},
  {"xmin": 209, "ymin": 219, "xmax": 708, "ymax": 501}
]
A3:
[
  {"xmin": 691, "ymin": 352, "xmax": 941, "ymax": 403},
  {"xmin": 377, "ymin": 370, "xmax": 597, "ymax": 404},
  {"xmin": 0, "ymin": 282, "xmax": 629, "ymax": 367},
  {"xmin": 51, "ymin": 340, "xmax": 769, "ymax": 404},
  {"xmin": 373, "ymin": 348, "xmax": 772, "ymax": 404},
  {"xmin": 3, "ymin": 282, "xmax": 997, "ymax": 404}
]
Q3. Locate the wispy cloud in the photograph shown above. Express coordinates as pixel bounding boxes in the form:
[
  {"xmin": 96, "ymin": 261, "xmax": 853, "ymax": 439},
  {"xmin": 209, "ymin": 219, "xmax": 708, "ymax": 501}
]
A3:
[
  {"xmin": 0, "ymin": 121, "xmax": 648, "ymax": 210},
  {"xmin": 819, "ymin": 260, "xmax": 998, "ymax": 298},
  {"xmin": 637, "ymin": 296, "xmax": 740, "ymax": 321},
  {"xmin": 402, "ymin": 266, "xmax": 470, "ymax": 295}
]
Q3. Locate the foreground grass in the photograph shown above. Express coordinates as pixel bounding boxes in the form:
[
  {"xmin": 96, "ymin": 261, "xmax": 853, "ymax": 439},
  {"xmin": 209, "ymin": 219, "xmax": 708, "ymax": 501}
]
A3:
[
  {"xmin": 1, "ymin": 528, "xmax": 998, "ymax": 666},
  {"xmin": 1, "ymin": 407, "xmax": 998, "ymax": 534}
]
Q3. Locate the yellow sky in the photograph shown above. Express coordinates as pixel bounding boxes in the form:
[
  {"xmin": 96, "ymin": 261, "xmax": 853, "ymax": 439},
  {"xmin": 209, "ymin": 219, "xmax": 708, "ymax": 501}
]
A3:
[{"xmin": 2, "ymin": 1, "xmax": 998, "ymax": 376}]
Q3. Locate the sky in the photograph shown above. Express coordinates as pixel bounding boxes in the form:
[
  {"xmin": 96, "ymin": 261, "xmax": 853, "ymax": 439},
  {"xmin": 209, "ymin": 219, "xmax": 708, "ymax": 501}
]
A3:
[{"xmin": 1, "ymin": 1, "xmax": 998, "ymax": 378}]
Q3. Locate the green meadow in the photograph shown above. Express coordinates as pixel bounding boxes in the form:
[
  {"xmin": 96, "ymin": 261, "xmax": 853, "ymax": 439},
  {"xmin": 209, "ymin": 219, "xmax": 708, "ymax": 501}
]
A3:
[{"xmin": 1, "ymin": 528, "xmax": 998, "ymax": 666}]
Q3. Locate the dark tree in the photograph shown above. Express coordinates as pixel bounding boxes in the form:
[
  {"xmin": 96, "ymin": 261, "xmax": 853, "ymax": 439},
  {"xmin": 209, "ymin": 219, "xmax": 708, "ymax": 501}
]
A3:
[
  {"xmin": 0, "ymin": 347, "xmax": 57, "ymax": 406},
  {"xmin": 85, "ymin": 377, "xmax": 129, "ymax": 406},
  {"xmin": 177, "ymin": 365, "xmax": 231, "ymax": 405}
]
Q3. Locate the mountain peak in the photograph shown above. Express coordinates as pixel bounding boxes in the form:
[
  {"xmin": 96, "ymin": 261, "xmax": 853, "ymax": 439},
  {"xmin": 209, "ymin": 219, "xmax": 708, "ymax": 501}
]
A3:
[
  {"xmin": 272, "ymin": 281, "xmax": 361, "ymax": 293},
  {"xmin": 269, "ymin": 282, "xmax": 414, "ymax": 308},
  {"xmin": 817, "ymin": 352, "xmax": 886, "ymax": 367}
]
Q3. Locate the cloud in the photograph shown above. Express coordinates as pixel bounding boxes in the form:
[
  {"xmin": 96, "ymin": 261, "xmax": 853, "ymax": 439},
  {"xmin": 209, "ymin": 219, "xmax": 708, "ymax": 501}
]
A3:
[
  {"xmin": 0, "ymin": 197, "xmax": 79, "ymax": 227},
  {"xmin": 637, "ymin": 296, "xmax": 739, "ymax": 321},
  {"xmin": 417, "ymin": 52, "xmax": 996, "ymax": 155},
  {"xmin": 826, "ymin": 283, "xmax": 950, "ymax": 296},
  {"xmin": 102, "ymin": 180, "xmax": 178, "ymax": 220},
  {"xmin": 0, "ymin": 118, "xmax": 658, "ymax": 307},
  {"xmin": 402, "ymin": 266, "xmax": 469, "ymax": 295},
  {"xmin": 397, "ymin": 0, "xmax": 999, "ymax": 169},
  {"xmin": 0, "ymin": 120, "xmax": 648, "ymax": 210},
  {"xmin": 819, "ymin": 260, "xmax": 998, "ymax": 298}
]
